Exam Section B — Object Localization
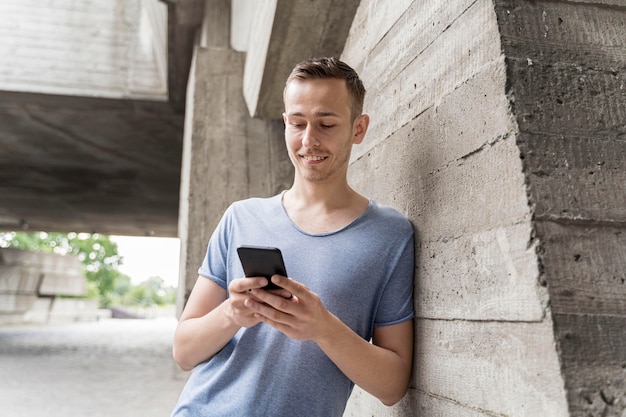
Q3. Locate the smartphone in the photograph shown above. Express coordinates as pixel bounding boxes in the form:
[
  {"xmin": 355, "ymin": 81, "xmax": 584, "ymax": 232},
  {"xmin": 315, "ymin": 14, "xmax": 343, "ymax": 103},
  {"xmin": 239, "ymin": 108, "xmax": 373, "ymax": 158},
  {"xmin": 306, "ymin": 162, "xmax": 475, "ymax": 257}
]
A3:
[{"xmin": 237, "ymin": 245, "xmax": 288, "ymax": 290}]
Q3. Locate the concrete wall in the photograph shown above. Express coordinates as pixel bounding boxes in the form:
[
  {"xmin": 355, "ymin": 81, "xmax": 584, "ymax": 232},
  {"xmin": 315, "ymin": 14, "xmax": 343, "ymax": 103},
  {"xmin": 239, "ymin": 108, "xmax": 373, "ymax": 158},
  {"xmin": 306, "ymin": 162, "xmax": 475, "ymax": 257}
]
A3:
[
  {"xmin": 343, "ymin": 0, "xmax": 567, "ymax": 415},
  {"xmin": 178, "ymin": 0, "xmax": 626, "ymax": 415},
  {"xmin": 0, "ymin": 248, "xmax": 91, "ymax": 324},
  {"xmin": 494, "ymin": 2, "xmax": 626, "ymax": 415},
  {"xmin": 340, "ymin": 1, "xmax": 625, "ymax": 416}
]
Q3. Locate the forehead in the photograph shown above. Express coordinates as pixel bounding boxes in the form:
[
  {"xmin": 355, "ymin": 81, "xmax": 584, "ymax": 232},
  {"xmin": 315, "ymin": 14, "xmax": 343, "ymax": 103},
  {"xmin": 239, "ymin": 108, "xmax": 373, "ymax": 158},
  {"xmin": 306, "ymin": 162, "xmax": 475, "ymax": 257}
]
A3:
[{"xmin": 284, "ymin": 78, "xmax": 351, "ymax": 115}]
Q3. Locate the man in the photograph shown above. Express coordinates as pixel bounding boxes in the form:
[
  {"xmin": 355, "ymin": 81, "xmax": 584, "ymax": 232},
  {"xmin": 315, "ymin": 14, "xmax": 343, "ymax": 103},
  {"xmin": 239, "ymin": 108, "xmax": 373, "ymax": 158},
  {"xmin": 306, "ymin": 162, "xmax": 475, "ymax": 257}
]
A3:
[{"xmin": 171, "ymin": 57, "xmax": 414, "ymax": 417}]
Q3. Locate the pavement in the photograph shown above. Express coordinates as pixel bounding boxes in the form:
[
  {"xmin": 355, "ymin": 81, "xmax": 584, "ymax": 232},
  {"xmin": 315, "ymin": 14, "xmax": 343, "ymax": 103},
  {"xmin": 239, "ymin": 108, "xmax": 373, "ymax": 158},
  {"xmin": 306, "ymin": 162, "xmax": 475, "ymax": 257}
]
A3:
[{"xmin": 0, "ymin": 316, "xmax": 190, "ymax": 417}]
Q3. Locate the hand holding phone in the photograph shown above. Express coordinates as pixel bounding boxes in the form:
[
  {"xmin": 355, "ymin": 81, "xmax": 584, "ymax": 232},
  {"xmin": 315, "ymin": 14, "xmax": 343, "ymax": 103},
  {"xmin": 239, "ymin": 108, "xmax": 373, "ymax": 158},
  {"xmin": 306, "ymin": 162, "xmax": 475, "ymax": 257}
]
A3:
[{"xmin": 237, "ymin": 245, "xmax": 288, "ymax": 290}]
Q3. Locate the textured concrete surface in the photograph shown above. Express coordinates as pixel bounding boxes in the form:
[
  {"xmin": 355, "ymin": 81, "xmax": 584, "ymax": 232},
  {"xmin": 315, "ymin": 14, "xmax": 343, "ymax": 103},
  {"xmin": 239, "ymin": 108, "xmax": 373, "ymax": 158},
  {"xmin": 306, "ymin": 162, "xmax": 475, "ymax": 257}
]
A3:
[
  {"xmin": 495, "ymin": 1, "xmax": 626, "ymax": 415},
  {"xmin": 177, "ymin": 1, "xmax": 625, "ymax": 416},
  {"xmin": 0, "ymin": 317, "xmax": 188, "ymax": 417},
  {"xmin": 1, "ymin": 248, "xmax": 88, "ymax": 324},
  {"xmin": 0, "ymin": 91, "xmax": 184, "ymax": 237},
  {"xmin": 0, "ymin": 0, "xmax": 193, "ymax": 237},
  {"xmin": 242, "ymin": 0, "xmax": 360, "ymax": 118},
  {"xmin": 176, "ymin": 44, "xmax": 292, "ymax": 314}
]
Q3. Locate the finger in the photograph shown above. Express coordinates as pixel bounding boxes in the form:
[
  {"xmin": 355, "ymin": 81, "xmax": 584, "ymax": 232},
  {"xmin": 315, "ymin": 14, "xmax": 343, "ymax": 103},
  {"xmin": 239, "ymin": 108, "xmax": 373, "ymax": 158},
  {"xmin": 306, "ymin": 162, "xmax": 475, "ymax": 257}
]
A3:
[
  {"xmin": 230, "ymin": 277, "xmax": 268, "ymax": 293},
  {"xmin": 244, "ymin": 297, "xmax": 289, "ymax": 323},
  {"xmin": 246, "ymin": 298, "xmax": 301, "ymax": 339},
  {"xmin": 250, "ymin": 287, "xmax": 298, "ymax": 313},
  {"xmin": 269, "ymin": 275, "xmax": 305, "ymax": 297},
  {"xmin": 267, "ymin": 287, "xmax": 295, "ymax": 300}
]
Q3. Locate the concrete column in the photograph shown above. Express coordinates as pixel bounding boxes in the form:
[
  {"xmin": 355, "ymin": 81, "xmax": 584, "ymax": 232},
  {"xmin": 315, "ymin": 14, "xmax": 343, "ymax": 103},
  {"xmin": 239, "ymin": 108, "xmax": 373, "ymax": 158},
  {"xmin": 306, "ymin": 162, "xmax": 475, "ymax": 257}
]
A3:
[
  {"xmin": 176, "ymin": 3, "xmax": 292, "ymax": 314},
  {"xmin": 494, "ymin": 1, "xmax": 626, "ymax": 415}
]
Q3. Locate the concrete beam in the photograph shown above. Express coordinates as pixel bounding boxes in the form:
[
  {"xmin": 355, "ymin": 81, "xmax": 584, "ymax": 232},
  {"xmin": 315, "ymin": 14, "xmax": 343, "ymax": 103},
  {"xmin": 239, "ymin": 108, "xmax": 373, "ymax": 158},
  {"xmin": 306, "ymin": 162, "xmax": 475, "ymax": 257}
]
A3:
[
  {"xmin": 164, "ymin": 0, "xmax": 204, "ymax": 112},
  {"xmin": 0, "ymin": 91, "xmax": 184, "ymax": 237},
  {"xmin": 0, "ymin": 1, "xmax": 168, "ymax": 100},
  {"xmin": 242, "ymin": 0, "xmax": 361, "ymax": 118}
]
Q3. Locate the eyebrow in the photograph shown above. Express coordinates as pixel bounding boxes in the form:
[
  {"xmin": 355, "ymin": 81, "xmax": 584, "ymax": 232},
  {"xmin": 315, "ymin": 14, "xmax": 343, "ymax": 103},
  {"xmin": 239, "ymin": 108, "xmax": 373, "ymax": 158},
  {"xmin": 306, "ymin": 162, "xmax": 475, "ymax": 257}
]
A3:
[{"xmin": 286, "ymin": 111, "xmax": 340, "ymax": 118}]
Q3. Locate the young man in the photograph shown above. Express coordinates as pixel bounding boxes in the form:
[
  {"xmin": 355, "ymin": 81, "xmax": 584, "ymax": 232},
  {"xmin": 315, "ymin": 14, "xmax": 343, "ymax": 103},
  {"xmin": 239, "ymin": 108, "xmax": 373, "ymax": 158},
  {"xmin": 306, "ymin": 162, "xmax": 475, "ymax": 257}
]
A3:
[{"xmin": 171, "ymin": 57, "xmax": 414, "ymax": 417}]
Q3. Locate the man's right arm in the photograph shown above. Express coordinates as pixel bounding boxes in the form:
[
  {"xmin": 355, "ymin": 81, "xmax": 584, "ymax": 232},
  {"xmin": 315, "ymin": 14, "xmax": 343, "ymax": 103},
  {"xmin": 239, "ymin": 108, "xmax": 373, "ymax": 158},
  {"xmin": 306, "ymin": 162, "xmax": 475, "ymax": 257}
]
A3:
[{"xmin": 172, "ymin": 275, "xmax": 268, "ymax": 371}]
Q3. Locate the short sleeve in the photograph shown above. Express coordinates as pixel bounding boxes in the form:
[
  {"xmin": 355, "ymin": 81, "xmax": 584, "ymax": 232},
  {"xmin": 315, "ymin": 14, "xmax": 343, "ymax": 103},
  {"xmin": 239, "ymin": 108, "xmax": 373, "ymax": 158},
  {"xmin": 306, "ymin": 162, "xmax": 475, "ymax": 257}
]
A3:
[
  {"xmin": 374, "ymin": 226, "xmax": 415, "ymax": 327},
  {"xmin": 197, "ymin": 205, "xmax": 235, "ymax": 289}
]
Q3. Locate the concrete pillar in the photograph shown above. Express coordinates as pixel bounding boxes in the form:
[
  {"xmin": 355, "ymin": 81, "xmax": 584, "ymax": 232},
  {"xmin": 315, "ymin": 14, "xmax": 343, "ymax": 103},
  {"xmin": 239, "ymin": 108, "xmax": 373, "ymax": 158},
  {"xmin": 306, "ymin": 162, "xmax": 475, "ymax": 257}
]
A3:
[
  {"xmin": 494, "ymin": 1, "xmax": 626, "ymax": 415},
  {"xmin": 176, "ymin": 1, "xmax": 292, "ymax": 314}
]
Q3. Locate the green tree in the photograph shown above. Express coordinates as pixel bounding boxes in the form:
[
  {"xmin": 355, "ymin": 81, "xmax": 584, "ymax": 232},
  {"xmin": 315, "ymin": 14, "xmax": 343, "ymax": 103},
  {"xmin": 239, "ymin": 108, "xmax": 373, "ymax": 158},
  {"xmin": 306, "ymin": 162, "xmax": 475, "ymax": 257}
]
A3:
[
  {"xmin": 128, "ymin": 276, "xmax": 173, "ymax": 306},
  {"xmin": 1, "ymin": 232, "xmax": 177, "ymax": 309},
  {"xmin": 113, "ymin": 274, "xmax": 132, "ymax": 296}
]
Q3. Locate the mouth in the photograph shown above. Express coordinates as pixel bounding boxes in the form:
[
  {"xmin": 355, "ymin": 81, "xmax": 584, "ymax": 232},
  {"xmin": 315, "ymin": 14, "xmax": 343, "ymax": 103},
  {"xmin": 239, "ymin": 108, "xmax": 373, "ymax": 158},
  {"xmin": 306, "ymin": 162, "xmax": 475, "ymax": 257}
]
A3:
[{"xmin": 300, "ymin": 154, "xmax": 328, "ymax": 163}]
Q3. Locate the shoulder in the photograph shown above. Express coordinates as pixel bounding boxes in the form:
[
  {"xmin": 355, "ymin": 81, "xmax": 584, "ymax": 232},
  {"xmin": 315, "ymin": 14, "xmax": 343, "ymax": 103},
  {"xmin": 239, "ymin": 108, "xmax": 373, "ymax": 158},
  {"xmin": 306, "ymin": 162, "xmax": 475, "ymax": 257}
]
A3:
[
  {"xmin": 367, "ymin": 200, "xmax": 413, "ymax": 232},
  {"xmin": 353, "ymin": 200, "xmax": 414, "ymax": 247},
  {"xmin": 227, "ymin": 193, "xmax": 283, "ymax": 216}
]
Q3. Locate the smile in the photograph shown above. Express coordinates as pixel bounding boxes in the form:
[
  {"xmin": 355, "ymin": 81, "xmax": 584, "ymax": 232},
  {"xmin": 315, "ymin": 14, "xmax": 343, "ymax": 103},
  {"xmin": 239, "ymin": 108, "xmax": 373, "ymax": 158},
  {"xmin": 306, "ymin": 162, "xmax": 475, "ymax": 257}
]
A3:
[{"xmin": 301, "ymin": 155, "xmax": 327, "ymax": 161}]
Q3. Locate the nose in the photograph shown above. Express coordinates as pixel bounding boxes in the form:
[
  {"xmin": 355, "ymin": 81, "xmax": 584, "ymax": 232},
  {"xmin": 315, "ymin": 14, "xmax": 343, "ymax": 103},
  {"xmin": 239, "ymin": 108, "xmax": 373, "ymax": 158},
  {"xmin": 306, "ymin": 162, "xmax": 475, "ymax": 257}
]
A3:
[{"xmin": 301, "ymin": 125, "xmax": 319, "ymax": 148}]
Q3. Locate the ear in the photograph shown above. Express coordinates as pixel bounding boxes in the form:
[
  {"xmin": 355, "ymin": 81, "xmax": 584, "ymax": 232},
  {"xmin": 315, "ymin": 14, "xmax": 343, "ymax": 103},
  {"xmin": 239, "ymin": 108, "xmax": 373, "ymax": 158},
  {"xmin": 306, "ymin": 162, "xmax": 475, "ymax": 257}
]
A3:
[{"xmin": 352, "ymin": 114, "xmax": 370, "ymax": 145}]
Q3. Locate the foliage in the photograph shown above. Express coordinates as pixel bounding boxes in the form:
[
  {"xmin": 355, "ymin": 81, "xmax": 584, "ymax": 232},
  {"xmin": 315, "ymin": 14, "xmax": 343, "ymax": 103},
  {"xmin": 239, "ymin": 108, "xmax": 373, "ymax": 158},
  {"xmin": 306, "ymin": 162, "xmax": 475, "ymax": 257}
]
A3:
[
  {"xmin": 126, "ymin": 276, "xmax": 176, "ymax": 306},
  {"xmin": 0, "ymin": 231, "xmax": 175, "ymax": 308}
]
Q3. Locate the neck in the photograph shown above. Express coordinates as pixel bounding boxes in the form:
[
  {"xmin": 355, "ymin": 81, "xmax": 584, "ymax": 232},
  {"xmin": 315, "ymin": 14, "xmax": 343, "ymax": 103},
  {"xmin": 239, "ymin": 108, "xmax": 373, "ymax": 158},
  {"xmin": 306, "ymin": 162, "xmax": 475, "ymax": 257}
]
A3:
[
  {"xmin": 287, "ymin": 176, "xmax": 357, "ymax": 209},
  {"xmin": 282, "ymin": 178, "xmax": 369, "ymax": 234}
]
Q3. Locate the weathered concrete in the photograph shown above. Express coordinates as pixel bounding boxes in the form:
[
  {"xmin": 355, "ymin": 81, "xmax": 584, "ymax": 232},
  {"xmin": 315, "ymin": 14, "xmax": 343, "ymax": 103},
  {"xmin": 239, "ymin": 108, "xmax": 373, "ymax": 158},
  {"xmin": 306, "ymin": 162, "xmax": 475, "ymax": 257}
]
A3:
[
  {"xmin": 165, "ymin": 0, "xmax": 204, "ymax": 112},
  {"xmin": 176, "ymin": 0, "xmax": 625, "ymax": 416},
  {"xmin": 0, "ymin": 91, "xmax": 184, "ymax": 236},
  {"xmin": 176, "ymin": 1, "xmax": 293, "ymax": 315},
  {"xmin": 493, "ymin": 1, "xmax": 626, "ymax": 416},
  {"xmin": 0, "ymin": 0, "xmax": 195, "ymax": 237},
  {"xmin": 243, "ymin": 0, "xmax": 361, "ymax": 118},
  {"xmin": 0, "ymin": 0, "xmax": 167, "ymax": 99},
  {"xmin": 341, "ymin": 0, "xmax": 626, "ymax": 415},
  {"xmin": 342, "ymin": 0, "xmax": 568, "ymax": 415},
  {"xmin": 0, "ymin": 248, "xmax": 89, "ymax": 324}
]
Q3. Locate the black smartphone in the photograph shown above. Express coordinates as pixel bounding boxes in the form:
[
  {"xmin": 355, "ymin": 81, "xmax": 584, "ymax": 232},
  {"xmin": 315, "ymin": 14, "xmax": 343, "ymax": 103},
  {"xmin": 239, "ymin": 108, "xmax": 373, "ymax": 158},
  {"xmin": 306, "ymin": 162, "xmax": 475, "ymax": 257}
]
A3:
[{"xmin": 236, "ymin": 245, "xmax": 288, "ymax": 290}]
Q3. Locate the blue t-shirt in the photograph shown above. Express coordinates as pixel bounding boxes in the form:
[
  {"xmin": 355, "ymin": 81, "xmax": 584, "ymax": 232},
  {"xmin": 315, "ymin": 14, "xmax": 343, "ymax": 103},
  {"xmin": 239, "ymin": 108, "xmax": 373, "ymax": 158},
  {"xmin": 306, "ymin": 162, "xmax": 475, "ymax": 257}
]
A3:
[{"xmin": 172, "ymin": 193, "xmax": 414, "ymax": 417}]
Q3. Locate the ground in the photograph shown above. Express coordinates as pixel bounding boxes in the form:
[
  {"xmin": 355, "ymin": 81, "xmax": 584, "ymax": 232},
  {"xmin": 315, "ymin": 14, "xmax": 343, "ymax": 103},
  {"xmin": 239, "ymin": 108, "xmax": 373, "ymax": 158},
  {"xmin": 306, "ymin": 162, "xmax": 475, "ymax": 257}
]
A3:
[{"xmin": 0, "ymin": 316, "xmax": 189, "ymax": 417}]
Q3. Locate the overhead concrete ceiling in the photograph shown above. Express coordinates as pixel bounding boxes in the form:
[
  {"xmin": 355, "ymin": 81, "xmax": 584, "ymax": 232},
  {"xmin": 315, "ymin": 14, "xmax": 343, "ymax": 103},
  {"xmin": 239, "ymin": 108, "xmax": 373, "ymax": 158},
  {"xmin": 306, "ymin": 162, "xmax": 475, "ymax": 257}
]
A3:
[
  {"xmin": 0, "ymin": 90, "xmax": 184, "ymax": 237},
  {"xmin": 0, "ymin": 0, "xmax": 361, "ymax": 237},
  {"xmin": 0, "ymin": 0, "xmax": 200, "ymax": 237}
]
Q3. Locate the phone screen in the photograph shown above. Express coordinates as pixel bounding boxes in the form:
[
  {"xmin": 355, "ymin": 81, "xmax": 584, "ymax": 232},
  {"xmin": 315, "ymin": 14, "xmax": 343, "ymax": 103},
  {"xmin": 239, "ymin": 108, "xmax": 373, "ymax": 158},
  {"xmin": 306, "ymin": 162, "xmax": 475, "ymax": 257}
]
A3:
[{"xmin": 237, "ymin": 246, "xmax": 287, "ymax": 289}]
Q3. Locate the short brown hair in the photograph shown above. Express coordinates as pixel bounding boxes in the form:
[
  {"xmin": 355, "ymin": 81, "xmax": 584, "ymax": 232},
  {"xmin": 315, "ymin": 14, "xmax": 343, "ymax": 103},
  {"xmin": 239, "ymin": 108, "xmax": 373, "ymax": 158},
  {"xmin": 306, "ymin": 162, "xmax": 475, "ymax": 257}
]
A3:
[{"xmin": 284, "ymin": 57, "xmax": 366, "ymax": 121}]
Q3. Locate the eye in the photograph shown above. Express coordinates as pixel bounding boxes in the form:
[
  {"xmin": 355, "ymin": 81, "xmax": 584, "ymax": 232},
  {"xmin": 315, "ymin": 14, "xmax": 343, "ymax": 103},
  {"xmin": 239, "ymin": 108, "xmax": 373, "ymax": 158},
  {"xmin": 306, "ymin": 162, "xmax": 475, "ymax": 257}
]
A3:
[{"xmin": 320, "ymin": 124, "xmax": 334, "ymax": 129}]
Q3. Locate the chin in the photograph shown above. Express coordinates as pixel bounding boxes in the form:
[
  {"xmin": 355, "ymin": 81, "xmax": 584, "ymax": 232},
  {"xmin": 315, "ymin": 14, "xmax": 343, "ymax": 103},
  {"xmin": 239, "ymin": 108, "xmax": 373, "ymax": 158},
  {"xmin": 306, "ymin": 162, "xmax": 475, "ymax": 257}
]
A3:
[
  {"xmin": 297, "ymin": 169, "xmax": 328, "ymax": 182},
  {"xmin": 301, "ymin": 174, "xmax": 326, "ymax": 182}
]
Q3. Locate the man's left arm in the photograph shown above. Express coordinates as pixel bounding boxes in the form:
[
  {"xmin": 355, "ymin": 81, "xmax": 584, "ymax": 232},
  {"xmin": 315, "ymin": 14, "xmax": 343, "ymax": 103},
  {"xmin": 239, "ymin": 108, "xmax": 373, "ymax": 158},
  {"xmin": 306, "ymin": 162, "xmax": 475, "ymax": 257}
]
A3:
[
  {"xmin": 317, "ymin": 314, "xmax": 414, "ymax": 406},
  {"xmin": 246, "ymin": 275, "xmax": 414, "ymax": 406}
]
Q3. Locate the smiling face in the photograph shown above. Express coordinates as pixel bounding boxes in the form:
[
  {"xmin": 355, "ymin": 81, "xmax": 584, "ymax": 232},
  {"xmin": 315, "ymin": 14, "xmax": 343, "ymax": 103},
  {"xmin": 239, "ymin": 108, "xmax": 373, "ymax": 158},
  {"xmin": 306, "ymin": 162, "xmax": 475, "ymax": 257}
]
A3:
[{"xmin": 283, "ymin": 78, "xmax": 368, "ymax": 184}]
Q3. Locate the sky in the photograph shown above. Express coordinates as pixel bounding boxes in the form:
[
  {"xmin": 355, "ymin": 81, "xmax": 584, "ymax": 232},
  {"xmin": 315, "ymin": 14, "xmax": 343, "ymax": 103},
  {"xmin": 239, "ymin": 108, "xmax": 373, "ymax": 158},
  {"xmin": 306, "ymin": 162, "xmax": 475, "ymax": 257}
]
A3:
[{"xmin": 110, "ymin": 235, "xmax": 181, "ymax": 288}]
